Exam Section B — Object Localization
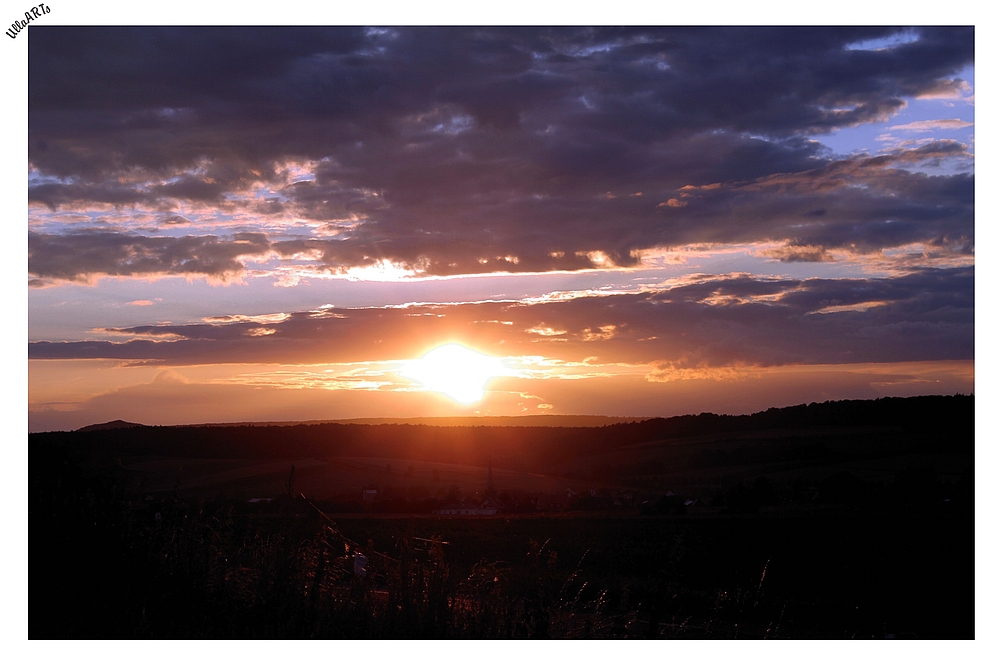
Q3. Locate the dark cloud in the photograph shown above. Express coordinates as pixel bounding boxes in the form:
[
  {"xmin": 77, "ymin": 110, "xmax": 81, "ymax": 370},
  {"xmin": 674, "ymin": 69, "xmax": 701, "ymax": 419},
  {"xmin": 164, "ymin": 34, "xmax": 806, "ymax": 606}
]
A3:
[
  {"xmin": 28, "ymin": 231, "xmax": 270, "ymax": 283},
  {"xmin": 28, "ymin": 27, "xmax": 974, "ymax": 279},
  {"xmin": 29, "ymin": 268, "xmax": 973, "ymax": 368},
  {"xmin": 160, "ymin": 215, "xmax": 192, "ymax": 226}
]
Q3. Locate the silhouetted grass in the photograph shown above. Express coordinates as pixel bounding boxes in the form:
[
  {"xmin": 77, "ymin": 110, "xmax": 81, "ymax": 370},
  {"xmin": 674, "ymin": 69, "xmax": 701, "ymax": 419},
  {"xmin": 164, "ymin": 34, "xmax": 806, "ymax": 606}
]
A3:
[{"xmin": 30, "ymin": 434, "xmax": 973, "ymax": 639}]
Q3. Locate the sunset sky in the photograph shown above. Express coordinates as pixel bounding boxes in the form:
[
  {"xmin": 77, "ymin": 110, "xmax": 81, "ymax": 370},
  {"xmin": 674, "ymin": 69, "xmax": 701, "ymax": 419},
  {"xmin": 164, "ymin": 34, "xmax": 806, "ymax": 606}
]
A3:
[{"xmin": 25, "ymin": 22, "xmax": 975, "ymax": 432}]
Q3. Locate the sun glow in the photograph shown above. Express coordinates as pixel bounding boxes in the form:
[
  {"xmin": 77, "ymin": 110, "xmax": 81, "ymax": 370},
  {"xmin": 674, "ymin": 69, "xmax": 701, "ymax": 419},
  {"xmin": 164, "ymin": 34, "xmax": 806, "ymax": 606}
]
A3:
[{"xmin": 400, "ymin": 344, "xmax": 506, "ymax": 403}]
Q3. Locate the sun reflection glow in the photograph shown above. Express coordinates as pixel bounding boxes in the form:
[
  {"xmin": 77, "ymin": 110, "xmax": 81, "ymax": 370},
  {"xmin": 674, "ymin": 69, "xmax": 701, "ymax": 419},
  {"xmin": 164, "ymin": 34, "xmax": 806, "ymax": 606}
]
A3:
[{"xmin": 400, "ymin": 344, "xmax": 506, "ymax": 403}]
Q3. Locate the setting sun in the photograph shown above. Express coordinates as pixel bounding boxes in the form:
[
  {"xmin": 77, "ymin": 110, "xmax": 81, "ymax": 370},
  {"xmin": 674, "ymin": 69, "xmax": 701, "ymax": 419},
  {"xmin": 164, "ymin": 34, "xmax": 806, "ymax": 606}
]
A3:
[{"xmin": 400, "ymin": 344, "xmax": 506, "ymax": 403}]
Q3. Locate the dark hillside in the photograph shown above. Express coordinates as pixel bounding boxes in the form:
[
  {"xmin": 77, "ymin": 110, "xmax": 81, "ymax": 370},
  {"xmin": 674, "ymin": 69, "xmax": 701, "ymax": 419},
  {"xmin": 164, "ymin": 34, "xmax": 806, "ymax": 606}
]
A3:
[
  {"xmin": 31, "ymin": 395, "xmax": 973, "ymax": 472},
  {"xmin": 76, "ymin": 419, "xmax": 144, "ymax": 432},
  {"xmin": 597, "ymin": 395, "xmax": 973, "ymax": 451}
]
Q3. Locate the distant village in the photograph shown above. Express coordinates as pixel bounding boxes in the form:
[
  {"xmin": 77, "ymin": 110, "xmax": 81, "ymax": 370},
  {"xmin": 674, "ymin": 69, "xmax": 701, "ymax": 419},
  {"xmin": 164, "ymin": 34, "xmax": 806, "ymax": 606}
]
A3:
[
  {"xmin": 134, "ymin": 454, "xmax": 967, "ymax": 523},
  {"xmin": 139, "ymin": 460, "xmax": 719, "ymax": 521}
]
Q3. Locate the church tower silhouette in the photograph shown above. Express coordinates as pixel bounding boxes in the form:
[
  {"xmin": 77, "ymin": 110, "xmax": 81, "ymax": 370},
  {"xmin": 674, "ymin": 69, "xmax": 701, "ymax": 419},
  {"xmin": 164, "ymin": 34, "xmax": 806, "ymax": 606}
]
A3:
[{"xmin": 485, "ymin": 458, "xmax": 497, "ymax": 498}]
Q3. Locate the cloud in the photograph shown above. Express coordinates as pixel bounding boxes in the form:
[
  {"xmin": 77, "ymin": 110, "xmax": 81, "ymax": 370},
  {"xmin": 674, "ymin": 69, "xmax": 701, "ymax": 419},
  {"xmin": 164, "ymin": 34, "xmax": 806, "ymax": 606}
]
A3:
[
  {"xmin": 29, "ymin": 267, "xmax": 973, "ymax": 369},
  {"xmin": 761, "ymin": 244, "xmax": 835, "ymax": 263},
  {"xmin": 890, "ymin": 118, "xmax": 974, "ymax": 132},
  {"xmin": 160, "ymin": 215, "xmax": 191, "ymax": 226},
  {"xmin": 915, "ymin": 78, "xmax": 974, "ymax": 101},
  {"xmin": 28, "ymin": 27, "xmax": 975, "ymax": 281},
  {"xmin": 26, "ymin": 139, "xmax": 975, "ymax": 283},
  {"xmin": 28, "ymin": 230, "xmax": 272, "ymax": 283}
]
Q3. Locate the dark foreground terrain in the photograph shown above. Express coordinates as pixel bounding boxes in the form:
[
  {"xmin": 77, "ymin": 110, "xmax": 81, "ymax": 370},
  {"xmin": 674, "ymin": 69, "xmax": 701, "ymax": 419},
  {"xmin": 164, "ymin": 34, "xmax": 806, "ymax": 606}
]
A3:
[{"xmin": 30, "ymin": 395, "xmax": 974, "ymax": 638}]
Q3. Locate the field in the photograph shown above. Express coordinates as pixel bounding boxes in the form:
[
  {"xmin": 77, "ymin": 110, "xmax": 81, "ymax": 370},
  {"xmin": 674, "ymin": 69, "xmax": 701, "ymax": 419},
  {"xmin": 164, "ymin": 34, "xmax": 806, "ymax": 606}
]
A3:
[
  {"xmin": 29, "ymin": 395, "xmax": 975, "ymax": 639},
  {"xmin": 120, "ymin": 456, "xmax": 599, "ymax": 501}
]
